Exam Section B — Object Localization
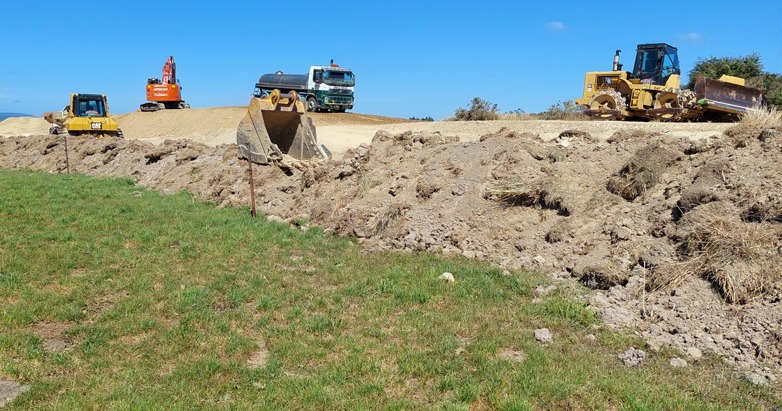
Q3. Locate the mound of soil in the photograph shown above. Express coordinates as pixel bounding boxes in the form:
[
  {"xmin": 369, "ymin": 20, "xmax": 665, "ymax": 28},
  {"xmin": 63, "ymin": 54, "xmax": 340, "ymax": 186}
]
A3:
[{"xmin": 1, "ymin": 116, "xmax": 780, "ymax": 384}]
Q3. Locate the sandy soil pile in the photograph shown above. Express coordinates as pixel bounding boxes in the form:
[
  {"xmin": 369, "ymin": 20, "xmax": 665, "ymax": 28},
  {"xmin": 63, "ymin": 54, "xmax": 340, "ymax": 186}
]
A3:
[{"xmin": 0, "ymin": 111, "xmax": 779, "ymax": 385}]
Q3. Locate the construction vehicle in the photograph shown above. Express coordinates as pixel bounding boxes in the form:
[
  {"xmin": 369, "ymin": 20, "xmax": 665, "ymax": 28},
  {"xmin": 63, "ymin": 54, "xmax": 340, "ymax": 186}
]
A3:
[
  {"xmin": 236, "ymin": 89, "xmax": 331, "ymax": 165},
  {"xmin": 44, "ymin": 94, "xmax": 123, "ymax": 138},
  {"xmin": 140, "ymin": 56, "xmax": 190, "ymax": 112},
  {"xmin": 575, "ymin": 43, "xmax": 764, "ymax": 121},
  {"xmin": 254, "ymin": 60, "xmax": 354, "ymax": 112}
]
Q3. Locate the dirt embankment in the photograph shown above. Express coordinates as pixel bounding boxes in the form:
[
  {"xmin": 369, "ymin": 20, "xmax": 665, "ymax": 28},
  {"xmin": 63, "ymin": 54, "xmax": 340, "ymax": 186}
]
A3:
[
  {"xmin": 0, "ymin": 109, "xmax": 412, "ymax": 149},
  {"xmin": 0, "ymin": 112, "xmax": 780, "ymax": 385}
]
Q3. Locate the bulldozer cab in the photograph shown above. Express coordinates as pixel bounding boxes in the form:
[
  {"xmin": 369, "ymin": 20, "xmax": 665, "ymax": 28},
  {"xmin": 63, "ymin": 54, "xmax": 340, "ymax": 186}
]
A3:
[
  {"xmin": 631, "ymin": 43, "xmax": 680, "ymax": 85},
  {"xmin": 72, "ymin": 94, "xmax": 107, "ymax": 117}
]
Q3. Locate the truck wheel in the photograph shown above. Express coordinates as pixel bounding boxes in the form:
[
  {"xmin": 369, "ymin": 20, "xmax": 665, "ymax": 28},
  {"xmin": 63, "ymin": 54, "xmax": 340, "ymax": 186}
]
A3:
[{"xmin": 307, "ymin": 97, "xmax": 317, "ymax": 112}]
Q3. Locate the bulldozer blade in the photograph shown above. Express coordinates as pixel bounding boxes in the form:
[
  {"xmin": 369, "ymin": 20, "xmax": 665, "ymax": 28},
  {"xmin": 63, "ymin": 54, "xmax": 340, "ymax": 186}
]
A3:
[
  {"xmin": 695, "ymin": 77, "xmax": 764, "ymax": 114},
  {"xmin": 236, "ymin": 94, "xmax": 331, "ymax": 165},
  {"xmin": 43, "ymin": 111, "xmax": 67, "ymax": 126}
]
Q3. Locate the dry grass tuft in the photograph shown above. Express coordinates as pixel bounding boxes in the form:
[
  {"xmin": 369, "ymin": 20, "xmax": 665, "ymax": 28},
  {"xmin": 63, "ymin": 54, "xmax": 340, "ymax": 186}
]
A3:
[
  {"xmin": 374, "ymin": 203, "xmax": 408, "ymax": 235},
  {"xmin": 497, "ymin": 112, "xmax": 533, "ymax": 121},
  {"xmin": 539, "ymin": 184, "xmax": 574, "ymax": 216},
  {"xmin": 606, "ymin": 144, "xmax": 678, "ymax": 201},
  {"xmin": 676, "ymin": 160, "xmax": 729, "ymax": 211},
  {"xmin": 725, "ymin": 108, "xmax": 782, "ymax": 147},
  {"xmin": 416, "ymin": 178, "xmax": 441, "ymax": 199},
  {"xmin": 653, "ymin": 204, "xmax": 782, "ymax": 303},
  {"xmin": 647, "ymin": 260, "xmax": 701, "ymax": 293},
  {"xmin": 681, "ymin": 212, "xmax": 782, "ymax": 303},
  {"xmin": 578, "ymin": 263, "xmax": 628, "ymax": 290},
  {"xmin": 740, "ymin": 107, "xmax": 782, "ymax": 129},
  {"xmin": 484, "ymin": 180, "xmax": 540, "ymax": 207},
  {"xmin": 545, "ymin": 220, "xmax": 573, "ymax": 243}
]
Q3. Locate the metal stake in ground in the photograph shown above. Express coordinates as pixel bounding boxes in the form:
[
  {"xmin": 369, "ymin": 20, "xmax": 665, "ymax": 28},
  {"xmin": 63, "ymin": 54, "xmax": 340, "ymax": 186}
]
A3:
[
  {"xmin": 245, "ymin": 150, "xmax": 257, "ymax": 218},
  {"xmin": 64, "ymin": 134, "xmax": 70, "ymax": 173}
]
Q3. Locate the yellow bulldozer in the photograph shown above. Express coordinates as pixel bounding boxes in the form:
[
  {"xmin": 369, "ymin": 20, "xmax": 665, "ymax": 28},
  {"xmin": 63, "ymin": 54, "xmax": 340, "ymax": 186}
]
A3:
[
  {"xmin": 575, "ymin": 43, "xmax": 764, "ymax": 121},
  {"xmin": 236, "ymin": 89, "xmax": 331, "ymax": 165},
  {"xmin": 44, "ymin": 94, "xmax": 123, "ymax": 137}
]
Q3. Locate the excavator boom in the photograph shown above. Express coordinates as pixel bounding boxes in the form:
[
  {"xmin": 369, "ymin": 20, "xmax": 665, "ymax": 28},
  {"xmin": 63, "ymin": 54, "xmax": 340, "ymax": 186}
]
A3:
[{"xmin": 161, "ymin": 56, "xmax": 176, "ymax": 85}]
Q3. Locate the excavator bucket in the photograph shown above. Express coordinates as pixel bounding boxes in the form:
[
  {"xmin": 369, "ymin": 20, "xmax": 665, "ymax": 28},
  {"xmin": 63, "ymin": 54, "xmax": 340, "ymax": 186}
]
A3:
[
  {"xmin": 236, "ymin": 90, "xmax": 331, "ymax": 165},
  {"xmin": 695, "ymin": 76, "xmax": 765, "ymax": 114}
]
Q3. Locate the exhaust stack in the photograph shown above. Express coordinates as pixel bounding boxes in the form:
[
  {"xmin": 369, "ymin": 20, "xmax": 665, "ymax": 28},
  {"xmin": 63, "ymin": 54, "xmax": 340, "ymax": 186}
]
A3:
[{"xmin": 612, "ymin": 50, "xmax": 623, "ymax": 71}]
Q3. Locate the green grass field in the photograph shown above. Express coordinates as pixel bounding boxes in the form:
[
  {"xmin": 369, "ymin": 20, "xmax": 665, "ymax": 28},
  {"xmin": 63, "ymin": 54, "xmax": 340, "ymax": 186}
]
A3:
[{"xmin": 0, "ymin": 169, "xmax": 779, "ymax": 410}]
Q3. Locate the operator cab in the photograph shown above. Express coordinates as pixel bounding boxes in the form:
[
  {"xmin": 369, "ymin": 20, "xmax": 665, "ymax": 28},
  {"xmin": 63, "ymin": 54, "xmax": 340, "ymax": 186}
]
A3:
[
  {"xmin": 74, "ymin": 94, "xmax": 107, "ymax": 117},
  {"xmin": 631, "ymin": 43, "xmax": 680, "ymax": 85}
]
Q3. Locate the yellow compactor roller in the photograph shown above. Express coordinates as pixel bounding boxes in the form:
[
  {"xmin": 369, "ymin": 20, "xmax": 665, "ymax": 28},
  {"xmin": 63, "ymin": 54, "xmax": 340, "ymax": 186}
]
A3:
[
  {"xmin": 575, "ymin": 43, "xmax": 764, "ymax": 121},
  {"xmin": 236, "ymin": 89, "xmax": 331, "ymax": 165}
]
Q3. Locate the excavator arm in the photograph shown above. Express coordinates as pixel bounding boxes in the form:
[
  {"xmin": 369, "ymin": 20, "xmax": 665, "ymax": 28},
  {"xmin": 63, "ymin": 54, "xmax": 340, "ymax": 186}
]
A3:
[{"xmin": 161, "ymin": 56, "xmax": 176, "ymax": 85}]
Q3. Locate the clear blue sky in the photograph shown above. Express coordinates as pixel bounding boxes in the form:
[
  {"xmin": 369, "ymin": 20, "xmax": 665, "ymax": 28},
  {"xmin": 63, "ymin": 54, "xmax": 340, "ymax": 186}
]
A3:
[{"xmin": 1, "ymin": 1, "xmax": 780, "ymax": 120}]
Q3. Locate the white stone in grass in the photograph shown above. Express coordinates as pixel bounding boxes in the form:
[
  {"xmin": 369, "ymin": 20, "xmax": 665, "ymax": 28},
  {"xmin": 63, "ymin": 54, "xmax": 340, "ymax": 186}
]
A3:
[
  {"xmin": 742, "ymin": 372, "xmax": 768, "ymax": 386},
  {"xmin": 533, "ymin": 285, "xmax": 557, "ymax": 296},
  {"xmin": 534, "ymin": 328, "xmax": 553, "ymax": 344},
  {"xmin": 439, "ymin": 272, "xmax": 455, "ymax": 283},
  {"xmin": 266, "ymin": 215, "xmax": 286, "ymax": 224},
  {"xmin": 685, "ymin": 346, "xmax": 703, "ymax": 360},
  {"xmin": 0, "ymin": 380, "xmax": 30, "ymax": 407},
  {"xmin": 669, "ymin": 357, "xmax": 688, "ymax": 367},
  {"xmin": 618, "ymin": 347, "xmax": 646, "ymax": 367}
]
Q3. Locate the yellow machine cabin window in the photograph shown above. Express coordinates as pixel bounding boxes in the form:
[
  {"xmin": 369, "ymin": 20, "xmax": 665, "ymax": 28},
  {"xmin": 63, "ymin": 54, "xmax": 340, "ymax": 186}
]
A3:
[{"xmin": 597, "ymin": 75, "xmax": 620, "ymax": 91}]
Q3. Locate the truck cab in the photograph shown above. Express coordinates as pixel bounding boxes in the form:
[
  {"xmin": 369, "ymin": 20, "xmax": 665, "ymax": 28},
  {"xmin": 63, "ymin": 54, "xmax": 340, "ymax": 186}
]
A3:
[{"xmin": 309, "ymin": 65, "xmax": 355, "ymax": 112}]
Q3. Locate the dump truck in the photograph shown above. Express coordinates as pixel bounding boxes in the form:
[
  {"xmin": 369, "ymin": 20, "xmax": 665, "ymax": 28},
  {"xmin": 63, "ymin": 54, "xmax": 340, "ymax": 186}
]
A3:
[
  {"xmin": 575, "ymin": 43, "xmax": 764, "ymax": 121},
  {"xmin": 44, "ymin": 94, "xmax": 123, "ymax": 138},
  {"xmin": 140, "ymin": 56, "xmax": 190, "ymax": 111},
  {"xmin": 254, "ymin": 61, "xmax": 355, "ymax": 112},
  {"xmin": 237, "ymin": 89, "xmax": 331, "ymax": 165}
]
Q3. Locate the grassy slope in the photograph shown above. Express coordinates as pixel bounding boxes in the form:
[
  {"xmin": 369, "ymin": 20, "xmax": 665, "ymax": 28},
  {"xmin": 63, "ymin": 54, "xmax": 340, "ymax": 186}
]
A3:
[{"xmin": 0, "ymin": 169, "xmax": 778, "ymax": 410}]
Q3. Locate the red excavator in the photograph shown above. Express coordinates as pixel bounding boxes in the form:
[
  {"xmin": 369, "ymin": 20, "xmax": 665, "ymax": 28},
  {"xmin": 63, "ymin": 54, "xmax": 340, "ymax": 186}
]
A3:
[{"xmin": 140, "ymin": 56, "xmax": 190, "ymax": 112}]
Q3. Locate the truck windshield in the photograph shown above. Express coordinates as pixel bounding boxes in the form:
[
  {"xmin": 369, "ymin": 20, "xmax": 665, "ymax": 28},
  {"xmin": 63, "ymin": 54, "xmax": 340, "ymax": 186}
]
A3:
[{"xmin": 323, "ymin": 70, "xmax": 355, "ymax": 87}]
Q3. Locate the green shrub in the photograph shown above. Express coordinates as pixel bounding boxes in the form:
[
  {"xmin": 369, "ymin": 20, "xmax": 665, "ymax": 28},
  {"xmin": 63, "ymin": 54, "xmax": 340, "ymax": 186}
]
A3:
[
  {"xmin": 686, "ymin": 54, "xmax": 782, "ymax": 110},
  {"xmin": 451, "ymin": 97, "xmax": 499, "ymax": 121},
  {"xmin": 747, "ymin": 73, "xmax": 782, "ymax": 110},
  {"xmin": 538, "ymin": 100, "xmax": 586, "ymax": 120},
  {"xmin": 686, "ymin": 54, "xmax": 763, "ymax": 89}
]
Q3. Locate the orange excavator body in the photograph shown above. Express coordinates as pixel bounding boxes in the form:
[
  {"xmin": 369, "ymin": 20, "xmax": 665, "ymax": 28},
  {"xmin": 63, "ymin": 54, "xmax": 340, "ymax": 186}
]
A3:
[{"xmin": 140, "ymin": 56, "xmax": 190, "ymax": 111}]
